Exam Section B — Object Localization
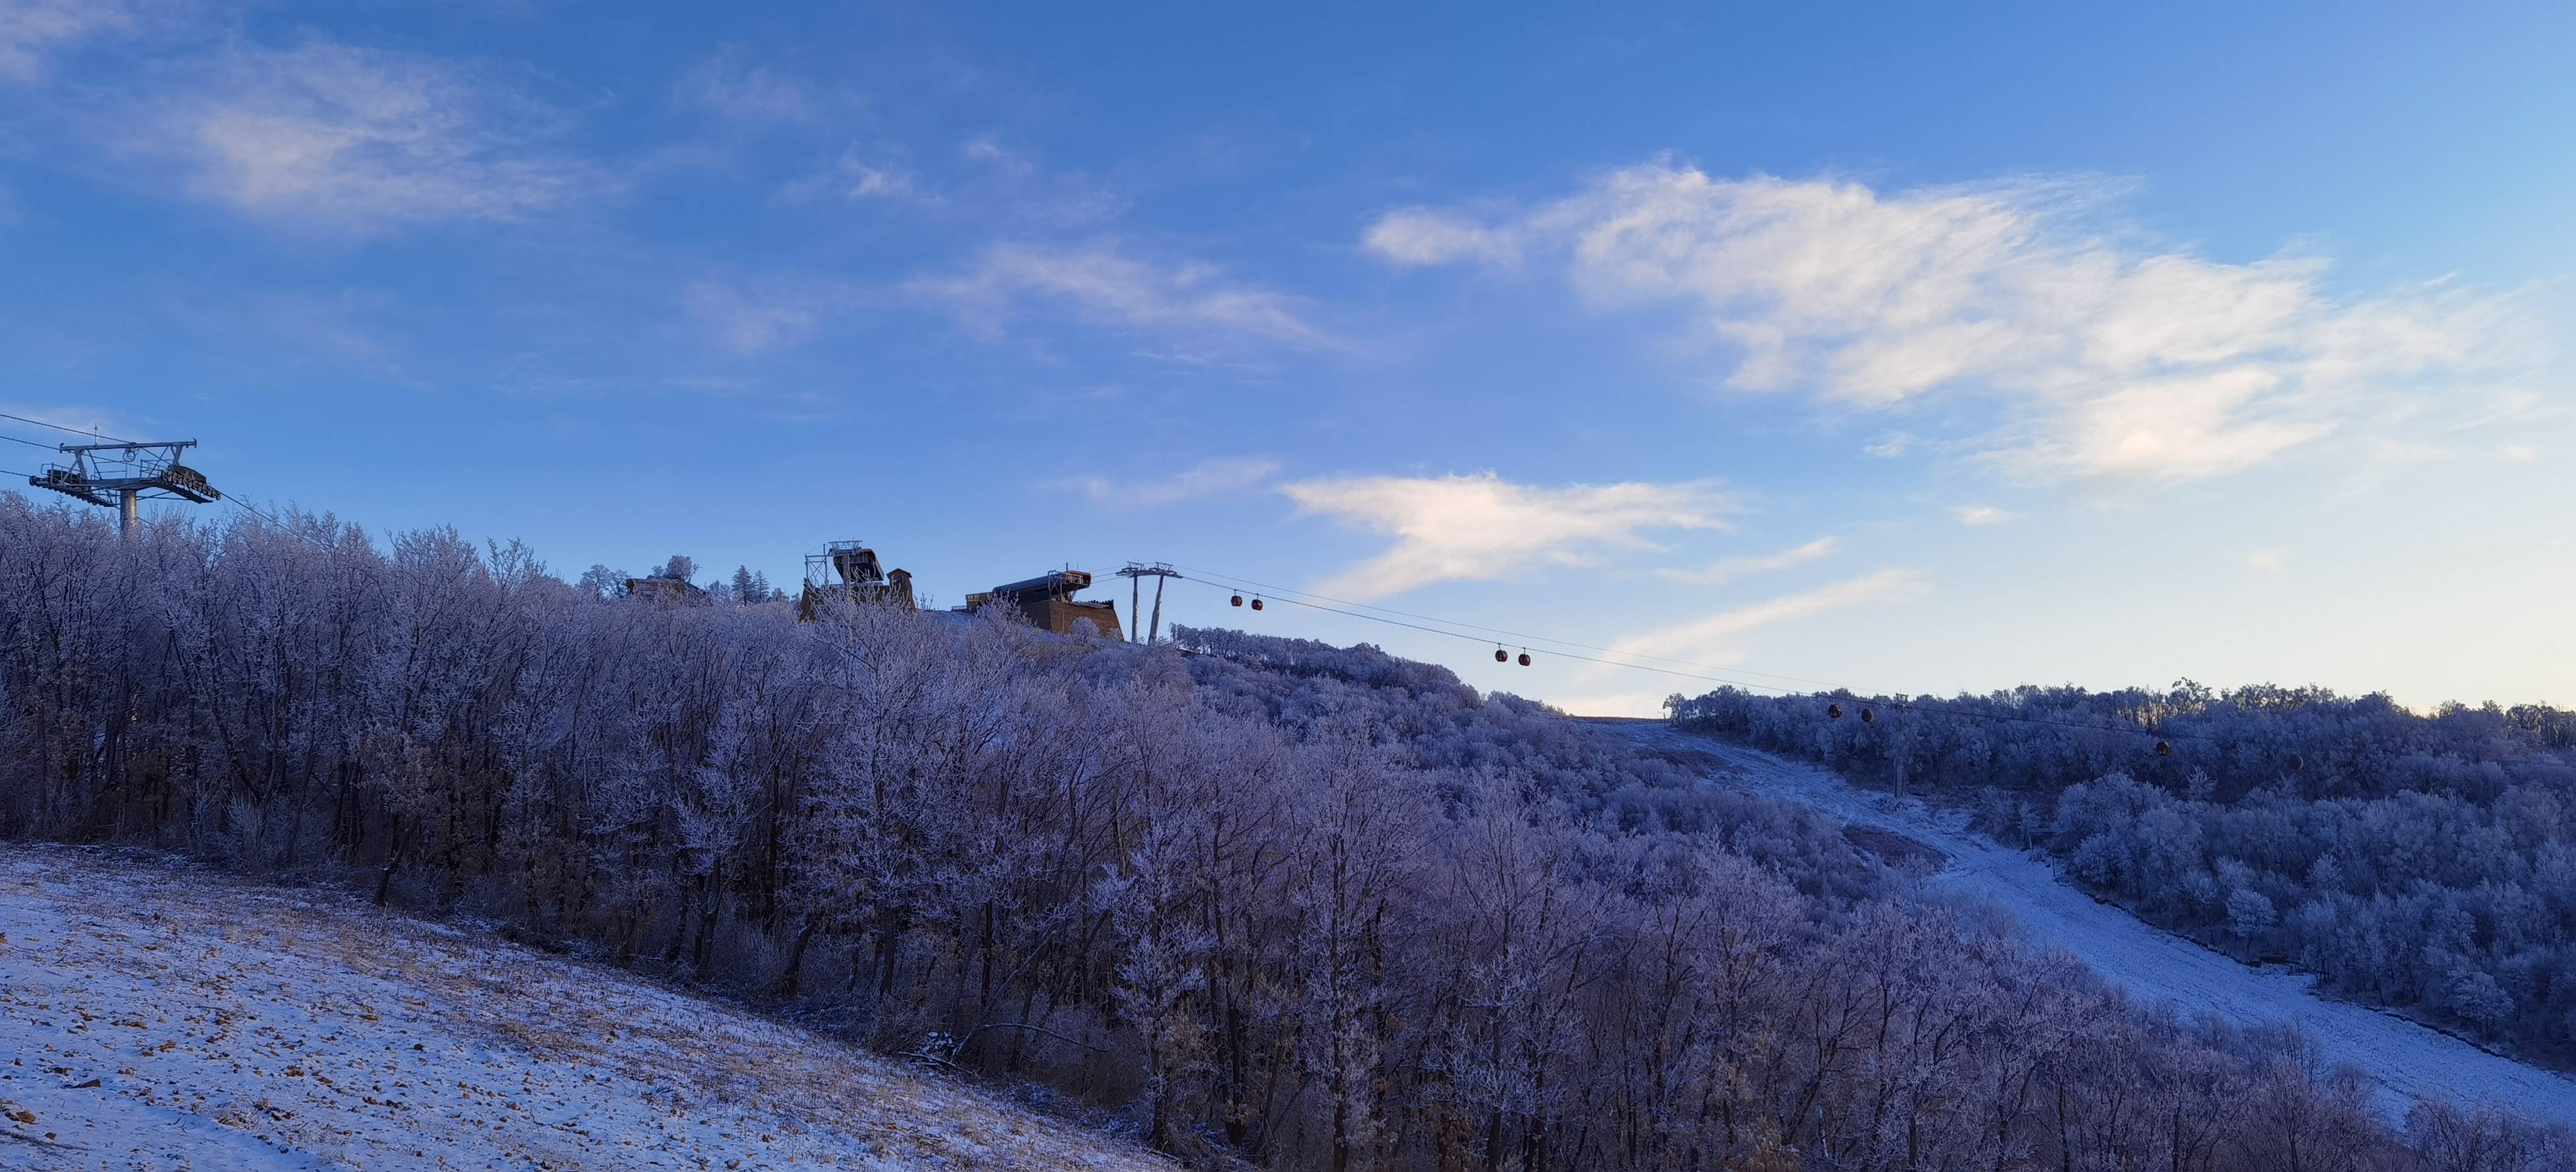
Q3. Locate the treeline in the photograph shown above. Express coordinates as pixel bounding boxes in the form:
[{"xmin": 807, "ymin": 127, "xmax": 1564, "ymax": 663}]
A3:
[
  {"xmin": 1671, "ymin": 682, "xmax": 2576, "ymax": 1063},
  {"xmin": 2, "ymin": 495, "xmax": 2568, "ymax": 1169}
]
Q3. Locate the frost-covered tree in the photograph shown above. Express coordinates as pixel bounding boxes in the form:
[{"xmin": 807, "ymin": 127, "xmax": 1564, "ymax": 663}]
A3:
[
  {"xmin": 1, "ymin": 493, "xmax": 2565, "ymax": 1169},
  {"xmin": 577, "ymin": 563, "xmax": 628, "ymax": 599},
  {"xmin": 1674, "ymin": 679, "xmax": 2576, "ymax": 1057}
]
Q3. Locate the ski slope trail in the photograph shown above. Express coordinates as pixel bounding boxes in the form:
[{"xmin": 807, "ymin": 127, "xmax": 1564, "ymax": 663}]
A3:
[
  {"xmin": 0, "ymin": 844, "xmax": 1164, "ymax": 1171},
  {"xmin": 1603, "ymin": 720, "xmax": 2576, "ymax": 1127}
]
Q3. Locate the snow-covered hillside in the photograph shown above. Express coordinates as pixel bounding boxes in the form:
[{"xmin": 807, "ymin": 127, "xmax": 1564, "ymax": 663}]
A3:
[
  {"xmin": 0, "ymin": 845, "xmax": 1164, "ymax": 1170},
  {"xmin": 1607, "ymin": 720, "xmax": 2576, "ymax": 1127}
]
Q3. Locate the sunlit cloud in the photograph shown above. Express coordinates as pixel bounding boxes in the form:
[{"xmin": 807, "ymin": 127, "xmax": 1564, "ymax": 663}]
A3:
[
  {"xmin": 1951, "ymin": 505, "xmax": 2012, "ymax": 527},
  {"xmin": 1286, "ymin": 471, "xmax": 1735, "ymax": 599},
  {"xmin": 1657, "ymin": 536, "xmax": 1837, "ymax": 586},
  {"xmin": 1602, "ymin": 568, "xmax": 1927, "ymax": 669},
  {"xmin": 1368, "ymin": 158, "xmax": 2536, "ymax": 486},
  {"xmin": 2248, "ymin": 550, "xmax": 2286, "ymax": 573}
]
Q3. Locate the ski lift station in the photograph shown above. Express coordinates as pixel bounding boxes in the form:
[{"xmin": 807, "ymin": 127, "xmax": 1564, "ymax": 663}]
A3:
[{"xmin": 799, "ymin": 539, "xmax": 1124, "ymax": 641}]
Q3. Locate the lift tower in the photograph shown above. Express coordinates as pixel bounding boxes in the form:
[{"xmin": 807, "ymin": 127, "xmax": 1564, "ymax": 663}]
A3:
[
  {"xmin": 26, "ymin": 439, "xmax": 222, "ymax": 536},
  {"xmin": 1115, "ymin": 562, "xmax": 1182, "ymax": 644}
]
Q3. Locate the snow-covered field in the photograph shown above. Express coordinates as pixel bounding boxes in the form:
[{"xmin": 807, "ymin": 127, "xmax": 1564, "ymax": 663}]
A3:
[
  {"xmin": 0, "ymin": 844, "xmax": 1164, "ymax": 1171},
  {"xmin": 1606, "ymin": 720, "xmax": 2576, "ymax": 1127}
]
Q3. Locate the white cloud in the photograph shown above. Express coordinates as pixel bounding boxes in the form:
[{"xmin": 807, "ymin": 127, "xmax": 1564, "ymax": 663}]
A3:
[
  {"xmin": 1368, "ymin": 159, "xmax": 2534, "ymax": 486},
  {"xmin": 1362, "ymin": 207, "xmax": 1523, "ymax": 267},
  {"xmin": 0, "ymin": 0, "xmax": 136, "ymax": 83},
  {"xmin": 2504, "ymin": 444, "xmax": 2538, "ymax": 462},
  {"xmin": 954, "ymin": 136, "xmax": 1124, "ymax": 227},
  {"xmin": 909, "ymin": 242, "xmax": 1331, "ymax": 350},
  {"xmin": 1863, "ymin": 431, "xmax": 1916, "ymax": 459},
  {"xmin": 1605, "ymin": 568, "xmax": 1927, "ymax": 666},
  {"xmin": 117, "ymin": 39, "xmax": 602, "ymax": 231},
  {"xmin": 1951, "ymin": 504, "xmax": 2012, "ymax": 527},
  {"xmin": 1061, "ymin": 456, "xmax": 1281, "ymax": 509},
  {"xmin": 1657, "ymin": 536, "xmax": 1837, "ymax": 586},
  {"xmin": 960, "ymin": 136, "xmax": 1027, "ymax": 175},
  {"xmin": 1284, "ymin": 471, "xmax": 1735, "ymax": 599},
  {"xmin": 779, "ymin": 147, "xmax": 915, "ymax": 202},
  {"xmin": 2248, "ymin": 550, "xmax": 2286, "ymax": 573},
  {"xmin": 677, "ymin": 44, "xmax": 823, "ymax": 124},
  {"xmin": 683, "ymin": 278, "xmax": 852, "ymax": 354}
]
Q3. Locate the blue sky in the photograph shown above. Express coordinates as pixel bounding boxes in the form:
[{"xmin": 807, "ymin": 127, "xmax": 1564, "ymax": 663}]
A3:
[{"xmin": 5, "ymin": 1, "xmax": 2571, "ymax": 714}]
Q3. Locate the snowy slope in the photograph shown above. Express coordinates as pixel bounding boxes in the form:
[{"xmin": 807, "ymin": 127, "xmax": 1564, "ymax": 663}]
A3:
[
  {"xmin": 1604, "ymin": 720, "xmax": 2576, "ymax": 1127},
  {"xmin": 0, "ymin": 845, "xmax": 1166, "ymax": 1171}
]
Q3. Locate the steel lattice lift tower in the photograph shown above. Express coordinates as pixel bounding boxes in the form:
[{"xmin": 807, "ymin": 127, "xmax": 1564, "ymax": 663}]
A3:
[{"xmin": 26, "ymin": 439, "xmax": 222, "ymax": 536}]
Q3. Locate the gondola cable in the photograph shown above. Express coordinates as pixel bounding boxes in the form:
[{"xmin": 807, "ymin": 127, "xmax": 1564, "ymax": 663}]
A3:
[
  {"xmin": 0, "ymin": 411, "xmax": 128, "ymax": 444},
  {"xmin": 1182, "ymin": 572, "xmax": 2199, "ymax": 748},
  {"xmin": 1171, "ymin": 561, "xmax": 1847, "ymax": 692}
]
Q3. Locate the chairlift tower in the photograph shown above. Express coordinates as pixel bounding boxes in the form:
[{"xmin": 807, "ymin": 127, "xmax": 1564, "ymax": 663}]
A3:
[
  {"xmin": 1115, "ymin": 562, "xmax": 1182, "ymax": 644},
  {"xmin": 26, "ymin": 439, "xmax": 221, "ymax": 536}
]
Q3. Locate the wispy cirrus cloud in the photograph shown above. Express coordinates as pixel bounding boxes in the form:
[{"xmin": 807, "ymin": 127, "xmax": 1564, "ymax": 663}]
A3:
[
  {"xmin": 778, "ymin": 146, "xmax": 917, "ymax": 202},
  {"xmin": 1285, "ymin": 471, "xmax": 1735, "ymax": 599},
  {"xmin": 1367, "ymin": 158, "xmax": 2539, "ymax": 487},
  {"xmin": 909, "ymin": 241, "xmax": 1333, "ymax": 351},
  {"xmin": 0, "ymin": 402, "xmax": 140, "ymax": 440},
  {"xmin": 1863, "ymin": 432, "xmax": 1917, "ymax": 459},
  {"xmin": 1656, "ymin": 536, "xmax": 1837, "ymax": 586},
  {"xmin": 0, "ymin": 0, "xmax": 140, "ymax": 83},
  {"xmin": 1058, "ymin": 456, "xmax": 1282, "ymax": 509},
  {"xmin": 102, "ymin": 38, "xmax": 607, "ymax": 233},
  {"xmin": 677, "ymin": 43, "xmax": 833, "ymax": 124},
  {"xmin": 957, "ymin": 136, "xmax": 1125, "ymax": 226},
  {"xmin": 683, "ymin": 277, "xmax": 858, "ymax": 354},
  {"xmin": 1951, "ymin": 504, "xmax": 2012, "ymax": 527},
  {"xmin": 1604, "ymin": 568, "xmax": 1927, "ymax": 668}
]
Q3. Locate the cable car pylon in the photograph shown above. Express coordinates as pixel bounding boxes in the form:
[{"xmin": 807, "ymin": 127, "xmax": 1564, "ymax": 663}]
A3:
[
  {"xmin": 26, "ymin": 438, "xmax": 221, "ymax": 537},
  {"xmin": 1115, "ymin": 563, "xmax": 1182, "ymax": 644}
]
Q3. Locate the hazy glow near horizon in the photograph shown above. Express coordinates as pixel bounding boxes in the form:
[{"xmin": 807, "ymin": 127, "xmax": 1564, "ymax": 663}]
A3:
[{"xmin": 3, "ymin": 4, "xmax": 2569, "ymax": 716}]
